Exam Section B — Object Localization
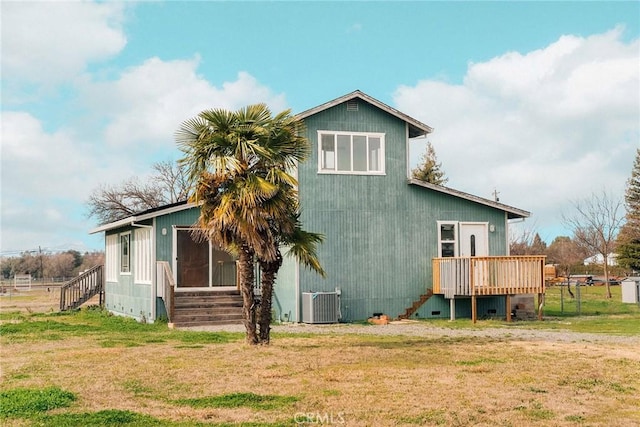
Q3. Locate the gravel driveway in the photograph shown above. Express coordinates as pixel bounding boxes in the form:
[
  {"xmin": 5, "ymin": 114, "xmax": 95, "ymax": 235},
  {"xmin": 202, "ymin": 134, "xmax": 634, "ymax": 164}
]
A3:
[{"xmin": 182, "ymin": 320, "xmax": 640, "ymax": 345}]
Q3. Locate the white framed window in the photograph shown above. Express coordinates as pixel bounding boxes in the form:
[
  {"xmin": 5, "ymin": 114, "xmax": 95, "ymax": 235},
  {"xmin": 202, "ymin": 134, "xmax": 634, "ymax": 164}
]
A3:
[
  {"xmin": 437, "ymin": 221, "xmax": 458, "ymax": 257},
  {"xmin": 120, "ymin": 233, "xmax": 131, "ymax": 274},
  {"xmin": 134, "ymin": 228, "xmax": 152, "ymax": 284},
  {"xmin": 318, "ymin": 131, "xmax": 385, "ymax": 175},
  {"xmin": 105, "ymin": 234, "xmax": 118, "ymax": 282}
]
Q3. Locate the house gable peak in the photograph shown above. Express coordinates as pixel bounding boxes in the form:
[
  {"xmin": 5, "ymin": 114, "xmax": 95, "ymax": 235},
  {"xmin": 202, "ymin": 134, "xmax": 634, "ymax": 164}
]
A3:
[{"xmin": 296, "ymin": 90, "xmax": 433, "ymax": 138}]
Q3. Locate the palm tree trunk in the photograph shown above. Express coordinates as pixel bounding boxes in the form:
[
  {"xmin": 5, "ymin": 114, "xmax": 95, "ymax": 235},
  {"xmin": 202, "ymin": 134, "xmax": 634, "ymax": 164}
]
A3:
[
  {"xmin": 258, "ymin": 250, "xmax": 282, "ymax": 344},
  {"xmin": 238, "ymin": 245, "xmax": 258, "ymax": 345}
]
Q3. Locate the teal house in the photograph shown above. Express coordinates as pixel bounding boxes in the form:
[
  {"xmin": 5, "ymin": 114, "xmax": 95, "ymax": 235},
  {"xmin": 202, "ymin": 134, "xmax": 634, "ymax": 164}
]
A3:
[{"xmin": 89, "ymin": 91, "xmax": 545, "ymax": 326}]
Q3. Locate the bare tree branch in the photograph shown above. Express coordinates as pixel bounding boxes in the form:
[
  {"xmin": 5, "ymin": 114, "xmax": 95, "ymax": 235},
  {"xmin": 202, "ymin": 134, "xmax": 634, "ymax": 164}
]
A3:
[
  {"xmin": 86, "ymin": 161, "xmax": 190, "ymax": 224},
  {"xmin": 562, "ymin": 190, "xmax": 625, "ymax": 298}
]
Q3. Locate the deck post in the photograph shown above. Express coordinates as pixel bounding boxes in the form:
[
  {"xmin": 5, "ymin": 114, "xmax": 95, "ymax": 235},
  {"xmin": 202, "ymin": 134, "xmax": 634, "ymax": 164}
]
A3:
[
  {"xmin": 505, "ymin": 294, "xmax": 511, "ymax": 322},
  {"xmin": 449, "ymin": 298, "xmax": 455, "ymax": 321},
  {"xmin": 471, "ymin": 295, "xmax": 477, "ymax": 324},
  {"xmin": 537, "ymin": 293, "xmax": 544, "ymax": 320}
]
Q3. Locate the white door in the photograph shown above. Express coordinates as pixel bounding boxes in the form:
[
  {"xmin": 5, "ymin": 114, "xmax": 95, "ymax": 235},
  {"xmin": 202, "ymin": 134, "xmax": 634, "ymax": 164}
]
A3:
[{"xmin": 459, "ymin": 223, "xmax": 488, "ymax": 257}]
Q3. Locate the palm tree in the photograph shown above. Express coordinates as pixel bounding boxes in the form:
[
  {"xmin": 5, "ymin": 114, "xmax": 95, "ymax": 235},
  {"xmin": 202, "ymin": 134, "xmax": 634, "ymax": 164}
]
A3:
[
  {"xmin": 192, "ymin": 171, "xmax": 272, "ymax": 344},
  {"xmin": 255, "ymin": 184, "xmax": 325, "ymax": 343},
  {"xmin": 176, "ymin": 104, "xmax": 324, "ymax": 344}
]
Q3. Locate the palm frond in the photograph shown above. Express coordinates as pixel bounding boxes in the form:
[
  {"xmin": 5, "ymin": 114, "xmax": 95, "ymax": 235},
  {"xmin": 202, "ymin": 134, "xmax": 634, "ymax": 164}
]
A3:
[
  {"xmin": 285, "ymin": 227, "xmax": 326, "ymax": 277},
  {"xmin": 177, "ymin": 103, "xmax": 325, "ymax": 283}
]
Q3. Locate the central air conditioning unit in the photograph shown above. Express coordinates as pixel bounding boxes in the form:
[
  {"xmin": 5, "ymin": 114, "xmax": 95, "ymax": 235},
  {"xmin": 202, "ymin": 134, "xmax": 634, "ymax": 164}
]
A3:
[{"xmin": 302, "ymin": 292, "xmax": 339, "ymax": 324}]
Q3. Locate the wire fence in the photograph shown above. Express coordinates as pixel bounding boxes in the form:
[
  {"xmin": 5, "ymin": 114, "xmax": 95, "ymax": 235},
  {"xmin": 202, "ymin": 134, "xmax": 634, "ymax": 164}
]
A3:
[{"xmin": 544, "ymin": 283, "xmax": 638, "ymax": 316}]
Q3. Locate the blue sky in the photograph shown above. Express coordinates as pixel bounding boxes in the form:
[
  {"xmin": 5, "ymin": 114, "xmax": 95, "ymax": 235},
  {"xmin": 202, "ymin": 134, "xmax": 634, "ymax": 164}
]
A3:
[{"xmin": 1, "ymin": 1, "xmax": 639, "ymax": 256}]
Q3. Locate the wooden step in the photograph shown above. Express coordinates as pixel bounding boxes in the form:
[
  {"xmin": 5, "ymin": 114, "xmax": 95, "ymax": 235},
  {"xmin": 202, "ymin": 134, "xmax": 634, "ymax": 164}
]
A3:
[
  {"xmin": 172, "ymin": 290, "xmax": 244, "ymax": 327},
  {"xmin": 175, "ymin": 299, "xmax": 243, "ymax": 308},
  {"xmin": 397, "ymin": 290, "xmax": 434, "ymax": 320}
]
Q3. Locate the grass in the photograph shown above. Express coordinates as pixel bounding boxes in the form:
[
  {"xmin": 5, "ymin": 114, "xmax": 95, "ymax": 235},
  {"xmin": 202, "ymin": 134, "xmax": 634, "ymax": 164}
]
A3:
[
  {"xmin": 421, "ymin": 285, "xmax": 640, "ymax": 335},
  {"xmin": 1, "ymin": 288, "xmax": 639, "ymax": 426},
  {"xmin": 175, "ymin": 392, "xmax": 298, "ymax": 411},
  {"xmin": 0, "ymin": 387, "xmax": 76, "ymax": 418},
  {"xmin": 0, "ymin": 306, "xmax": 242, "ymax": 346},
  {"xmin": 544, "ymin": 284, "xmax": 640, "ymax": 317}
]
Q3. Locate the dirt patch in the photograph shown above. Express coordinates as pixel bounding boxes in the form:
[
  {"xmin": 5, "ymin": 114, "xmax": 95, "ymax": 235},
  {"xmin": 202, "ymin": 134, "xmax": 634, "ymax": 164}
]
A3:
[{"xmin": 0, "ymin": 287, "xmax": 61, "ymax": 314}]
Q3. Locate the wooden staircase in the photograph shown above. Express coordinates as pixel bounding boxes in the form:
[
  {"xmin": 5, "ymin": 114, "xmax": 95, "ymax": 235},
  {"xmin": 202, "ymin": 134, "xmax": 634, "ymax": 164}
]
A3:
[
  {"xmin": 397, "ymin": 289, "xmax": 434, "ymax": 320},
  {"xmin": 172, "ymin": 290, "xmax": 244, "ymax": 327},
  {"xmin": 60, "ymin": 265, "xmax": 104, "ymax": 311}
]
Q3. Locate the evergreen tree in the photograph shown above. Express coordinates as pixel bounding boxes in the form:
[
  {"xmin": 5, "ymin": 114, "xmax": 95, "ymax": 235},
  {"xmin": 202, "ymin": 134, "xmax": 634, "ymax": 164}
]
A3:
[
  {"xmin": 411, "ymin": 142, "xmax": 448, "ymax": 185},
  {"xmin": 509, "ymin": 230, "xmax": 547, "ymax": 255},
  {"xmin": 625, "ymin": 148, "xmax": 640, "ymax": 228},
  {"xmin": 617, "ymin": 148, "xmax": 640, "ymax": 271},
  {"xmin": 531, "ymin": 233, "xmax": 547, "ymax": 255}
]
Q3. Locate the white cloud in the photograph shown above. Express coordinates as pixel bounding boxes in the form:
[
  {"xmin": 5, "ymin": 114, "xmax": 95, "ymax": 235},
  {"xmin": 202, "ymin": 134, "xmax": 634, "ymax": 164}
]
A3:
[
  {"xmin": 80, "ymin": 58, "xmax": 288, "ymax": 151},
  {"xmin": 1, "ymin": 1, "xmax": 127, "ymax": 86},
  {"xmin": 1, "ymin": 65, "xmax": 288, "ymax": 252},
  {"xmin": 1, "ymin": 112, "xmax": 98, "ymax": 197},
  {"xmin": 0, "ymin": 112, "xmax": 108, "ymax": 252},
  {"xmin": 396, "ymin": 27, "xmax": 639, "ymax": 241}
]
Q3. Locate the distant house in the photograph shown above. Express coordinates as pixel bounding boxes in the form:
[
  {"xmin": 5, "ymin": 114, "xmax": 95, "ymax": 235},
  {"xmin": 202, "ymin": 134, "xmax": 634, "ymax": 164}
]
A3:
[
  {"xmin": 87, "ymin": 90, "xmax": 545, "ymax": 326},
  {"xmin": 584, "ymin": 253, "xmax": 618, "ymax": 266}
]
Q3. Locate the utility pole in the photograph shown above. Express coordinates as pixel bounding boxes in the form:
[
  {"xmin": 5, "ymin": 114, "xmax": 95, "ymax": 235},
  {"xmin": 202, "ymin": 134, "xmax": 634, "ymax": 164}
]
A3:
[
  {"xmin": 492, "ymin": 188, "xmax": 500, "ymax": 202},
  {"xmin": 39, "ymin": 246, "xmax": 43, "ymax": 281}
]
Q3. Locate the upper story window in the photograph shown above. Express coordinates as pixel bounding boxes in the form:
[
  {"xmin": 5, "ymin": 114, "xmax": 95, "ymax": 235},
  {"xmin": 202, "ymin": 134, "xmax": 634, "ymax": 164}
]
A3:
[{"xmin": 318, "ymin": 131, "xmax": 385, "ymax": 175}]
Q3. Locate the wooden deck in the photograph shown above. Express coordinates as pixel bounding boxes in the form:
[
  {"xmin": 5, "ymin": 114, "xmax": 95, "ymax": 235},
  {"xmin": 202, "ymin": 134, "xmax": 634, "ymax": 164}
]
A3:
[{"xmin": 432, "ymin": 256, "xmax": 546, "ymax": 322}]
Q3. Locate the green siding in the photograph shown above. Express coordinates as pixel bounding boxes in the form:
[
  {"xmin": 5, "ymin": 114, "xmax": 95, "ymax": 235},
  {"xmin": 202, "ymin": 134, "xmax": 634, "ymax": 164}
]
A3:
[
  {"xmin": 273, "ymin": 253, "xmax": 297, "ymax": 322},
  {"xmin": 288, "ymin": 100, "xmax": 511, "ymax": 321},
  {"xmin": 104, "ymin": 226, "xmax": 154, "ymax": 322},
  {"xmin": 105, "ymin": 208, "xmax": 201, "ymax": 322},
  {"xmin": 105, "ymin": 281, "xmax": 153, "ymax": 322},
  {"xmin": 155, "ymin": 208, "xmax": 200, "ymax": 262},
  {"xmin": 100, "ymin": 98, "xmax": 518, "ymax": 324}
]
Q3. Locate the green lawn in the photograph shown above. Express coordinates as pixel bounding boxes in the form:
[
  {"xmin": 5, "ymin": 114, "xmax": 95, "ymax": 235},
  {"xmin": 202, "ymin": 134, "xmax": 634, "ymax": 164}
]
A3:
[
  {"xmin": 422, "ymin": 285, "xmax": 640, "ymax": 335},
  {"xmin": 1, "ymin": 296, "xmax": 639, "ymax": 426},
  {"xmin": 544, "ymin": 283, "xmax": 640, "ymax": 316}
]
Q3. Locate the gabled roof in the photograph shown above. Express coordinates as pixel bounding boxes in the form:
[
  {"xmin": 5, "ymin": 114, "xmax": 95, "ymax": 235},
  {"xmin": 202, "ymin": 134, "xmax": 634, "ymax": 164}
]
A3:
[
  {"xmin": 90, "ymin": 181, "xmax": 529, "ymax": 234},
  {"xmin": 408, "ymin": 179, "xmax": 530, "ymax": 220},
  {"xmin": 89, "ymin": 200, "xmax": 196, "ymax": 234},
  {"xmin": 296, "ymin": 90, "xmax": 433, "ymax": 138}
]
